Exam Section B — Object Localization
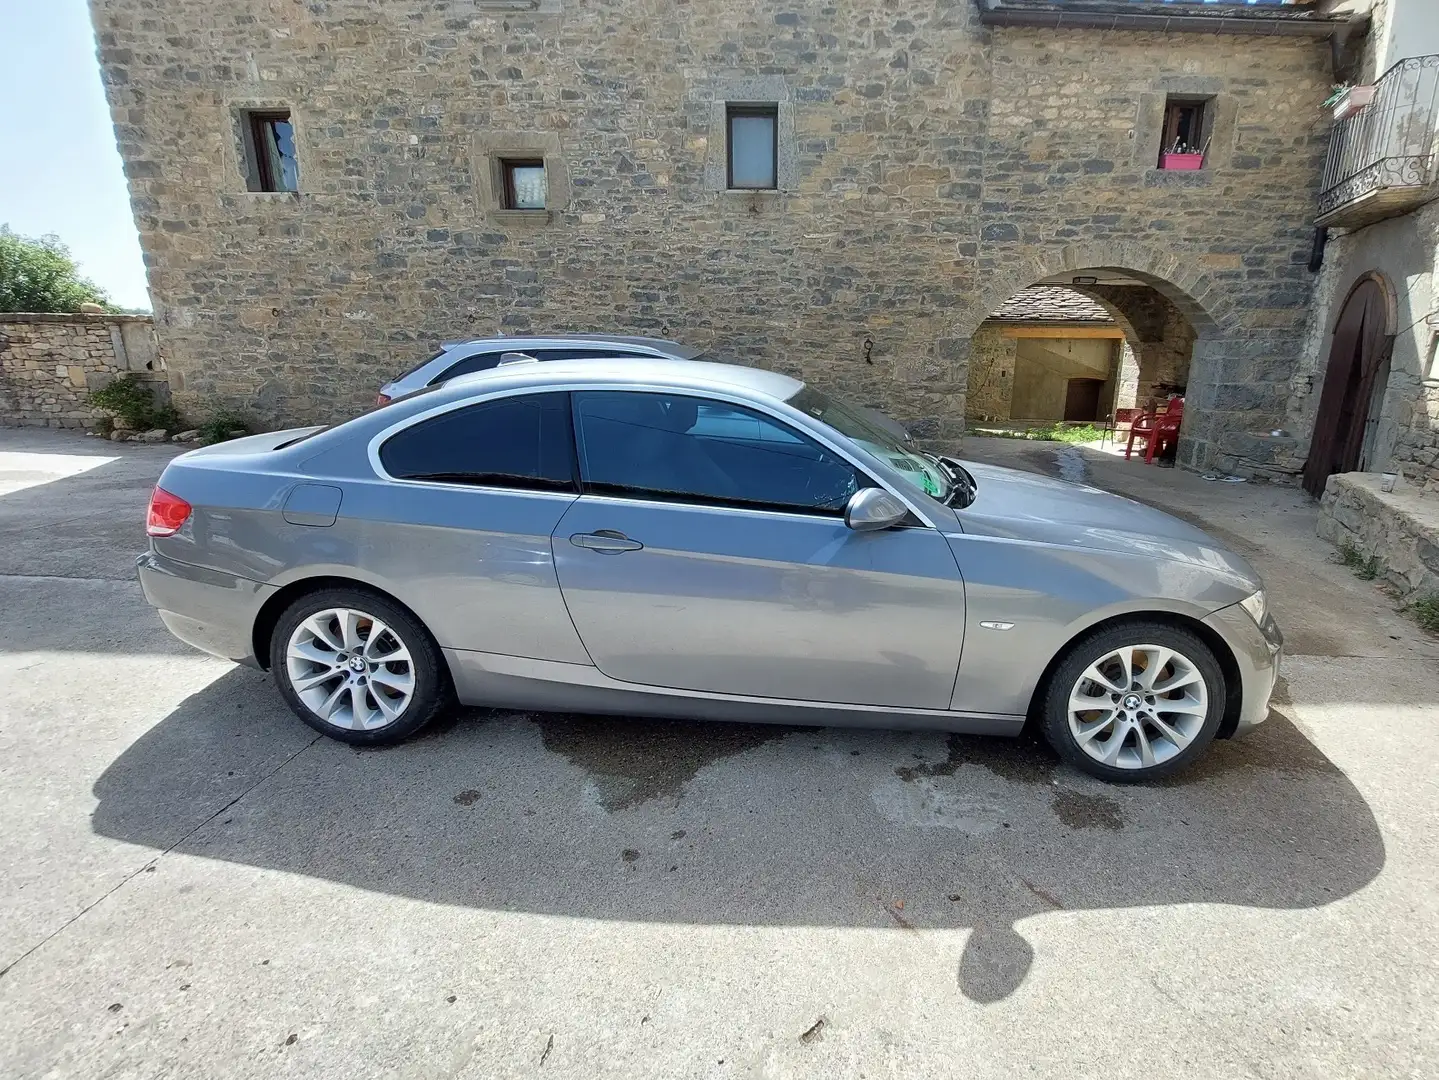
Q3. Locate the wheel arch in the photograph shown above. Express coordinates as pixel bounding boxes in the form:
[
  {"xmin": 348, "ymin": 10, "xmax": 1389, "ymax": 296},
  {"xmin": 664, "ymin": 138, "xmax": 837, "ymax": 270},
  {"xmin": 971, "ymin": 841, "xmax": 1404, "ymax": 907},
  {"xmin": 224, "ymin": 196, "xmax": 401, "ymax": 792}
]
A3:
[
  {"xmin": 252, "ymin": 575, "xmax": 443, "ymax": 674},
  {"xmin": 1025, "ymin": 610, "xmax": 1244, "ymax": 740}
]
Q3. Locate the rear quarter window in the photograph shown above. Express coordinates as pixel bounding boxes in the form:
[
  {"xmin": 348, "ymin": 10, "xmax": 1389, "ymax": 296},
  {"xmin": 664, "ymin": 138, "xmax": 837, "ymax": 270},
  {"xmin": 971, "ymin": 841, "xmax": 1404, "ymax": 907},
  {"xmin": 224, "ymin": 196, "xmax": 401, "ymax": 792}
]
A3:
[{"xmin": 379, "ymin": 392, "xmax": 575, "ymax": 491}]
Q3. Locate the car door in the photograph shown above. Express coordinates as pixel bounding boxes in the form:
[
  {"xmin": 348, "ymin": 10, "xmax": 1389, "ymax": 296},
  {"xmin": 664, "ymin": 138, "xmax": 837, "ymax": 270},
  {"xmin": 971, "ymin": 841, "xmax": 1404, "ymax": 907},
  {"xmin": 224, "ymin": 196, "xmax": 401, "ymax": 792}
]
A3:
[
  {"xmin": 357, "ymin": 391, "xmax": 590, "ymax": 664},
  {"xmin": 550, "ymin": 390, "xmax": 966, "ymax": 709}
]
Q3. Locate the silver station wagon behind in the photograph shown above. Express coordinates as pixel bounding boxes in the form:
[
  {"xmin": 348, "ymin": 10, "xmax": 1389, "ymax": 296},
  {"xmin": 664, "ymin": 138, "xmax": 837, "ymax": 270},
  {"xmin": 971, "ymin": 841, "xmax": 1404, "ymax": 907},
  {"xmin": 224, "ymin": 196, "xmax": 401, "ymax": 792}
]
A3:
[{"xmin": 139, "ymin": 358, "xmax": 1282, "ymax": 782}]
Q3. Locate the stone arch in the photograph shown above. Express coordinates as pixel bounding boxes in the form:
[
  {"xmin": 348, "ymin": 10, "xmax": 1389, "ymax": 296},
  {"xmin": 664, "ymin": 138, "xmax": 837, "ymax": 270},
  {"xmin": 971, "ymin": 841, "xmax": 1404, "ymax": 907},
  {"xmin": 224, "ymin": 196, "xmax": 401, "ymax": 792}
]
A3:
[
  {"xmin": 947, "ymin": 242, "xmax": 1230, "ymax": 344},
  {"xmin": 1331, "ymin": 269, "xmax": 1399, "ymax": 338},
  {"xmin": 941, "ymin": 242, "xmax": 1263, "ymax": 469}
]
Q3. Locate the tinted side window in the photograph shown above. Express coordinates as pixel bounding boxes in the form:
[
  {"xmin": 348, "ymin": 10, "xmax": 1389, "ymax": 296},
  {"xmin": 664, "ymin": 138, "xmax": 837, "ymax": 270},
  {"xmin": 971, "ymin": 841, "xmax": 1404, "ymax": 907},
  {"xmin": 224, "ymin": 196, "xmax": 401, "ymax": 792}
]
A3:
[
  {"xmin": 434, "ymin": 351, "xmax": 507, "ymax": 383},
  {"xmin": 572, "ymin": 392, "xmax": 859, "ymax": 514},
  {"xmin": 380, "ymin": 393, "xmax": 574, "ymax": 491}
]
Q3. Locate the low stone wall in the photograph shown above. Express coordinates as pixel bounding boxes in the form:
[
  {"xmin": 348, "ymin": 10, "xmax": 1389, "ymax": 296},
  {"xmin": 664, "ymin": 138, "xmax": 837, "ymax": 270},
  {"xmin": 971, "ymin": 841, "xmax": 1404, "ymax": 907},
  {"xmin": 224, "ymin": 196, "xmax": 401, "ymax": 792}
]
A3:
[
  {"xmin": 0, "ymin": 313, "xmax": 166, "ymax": 429},
  {"xmin": 1317, "ymin": 472, "xmax": 1439, "ymax": 602}
]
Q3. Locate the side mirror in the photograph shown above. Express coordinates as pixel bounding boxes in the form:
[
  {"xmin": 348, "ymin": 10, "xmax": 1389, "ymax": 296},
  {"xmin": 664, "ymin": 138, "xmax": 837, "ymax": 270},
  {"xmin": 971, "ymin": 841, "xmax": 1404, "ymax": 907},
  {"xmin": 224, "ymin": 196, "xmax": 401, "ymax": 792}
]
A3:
[{"xmin": 844, "ymin": 487, "xmax": 909, "ymax": 532}]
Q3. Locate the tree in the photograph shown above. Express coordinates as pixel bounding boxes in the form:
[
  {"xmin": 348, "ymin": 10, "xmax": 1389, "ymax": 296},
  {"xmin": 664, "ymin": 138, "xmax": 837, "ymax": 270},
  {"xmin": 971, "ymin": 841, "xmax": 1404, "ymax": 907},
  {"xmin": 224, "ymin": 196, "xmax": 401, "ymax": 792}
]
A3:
[{"xmin": 0, "ymin": 226, "xmax": 116, "ymax": 314}]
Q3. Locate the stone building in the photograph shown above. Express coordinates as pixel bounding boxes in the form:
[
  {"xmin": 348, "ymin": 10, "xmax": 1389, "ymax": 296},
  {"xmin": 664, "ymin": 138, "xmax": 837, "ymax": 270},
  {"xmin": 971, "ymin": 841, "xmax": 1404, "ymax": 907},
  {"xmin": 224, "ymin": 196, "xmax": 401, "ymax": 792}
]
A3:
[
  {"xmin": 1296, "ymin": 0, "xmax": 1439, "ymax": 600},
  {"xmin": 89, "ymin": 0, "xmax": 1369, "ymax": 470}
]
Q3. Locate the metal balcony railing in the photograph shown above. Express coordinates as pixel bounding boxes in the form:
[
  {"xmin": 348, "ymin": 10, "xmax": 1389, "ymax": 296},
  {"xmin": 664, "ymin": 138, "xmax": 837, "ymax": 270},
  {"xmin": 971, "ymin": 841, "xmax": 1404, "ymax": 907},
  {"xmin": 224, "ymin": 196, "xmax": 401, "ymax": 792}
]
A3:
[{"xmin": 1318, "ymin": 55, "xmax": 1439, "ymax": 226}]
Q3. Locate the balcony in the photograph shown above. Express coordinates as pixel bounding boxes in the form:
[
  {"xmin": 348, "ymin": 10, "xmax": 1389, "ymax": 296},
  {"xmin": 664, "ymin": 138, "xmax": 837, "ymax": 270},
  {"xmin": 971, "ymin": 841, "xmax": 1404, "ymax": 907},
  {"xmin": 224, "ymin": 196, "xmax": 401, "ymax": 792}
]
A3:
[{"xmin": 1318, "ymin": 55, "xmax": 1439, "ymax": 229}]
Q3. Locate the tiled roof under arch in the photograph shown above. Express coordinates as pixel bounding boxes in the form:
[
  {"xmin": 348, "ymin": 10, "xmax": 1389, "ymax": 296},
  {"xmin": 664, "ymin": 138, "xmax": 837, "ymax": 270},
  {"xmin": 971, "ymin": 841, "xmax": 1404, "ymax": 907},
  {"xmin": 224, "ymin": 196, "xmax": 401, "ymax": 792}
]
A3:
[{"xmin": 989, "ymin": 286, "xmax": 1115, "ymax": 324}]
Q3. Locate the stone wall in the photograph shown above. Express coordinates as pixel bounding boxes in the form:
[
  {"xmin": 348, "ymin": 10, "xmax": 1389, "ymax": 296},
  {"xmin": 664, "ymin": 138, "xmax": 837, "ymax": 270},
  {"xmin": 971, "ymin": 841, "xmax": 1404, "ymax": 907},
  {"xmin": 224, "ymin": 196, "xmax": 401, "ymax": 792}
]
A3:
[
  {"xmin": 1391, "ymin": 383, "xmax": 1439, "ymax": 490},
  {"xmin": 1078, "ymin": 285, "xmax": 1194, "ymax": 408},
  {"xmin": 1318, "ymin": 472, "xmax": 1439, "ymax": 602},
  {"xmin": 91, "ymin": 1, "xmax": 1334, "ymax": 460},
  {"xmin": 0, "ymin": 314, "xmax": 165, "ymax": 429},
  {"xmin": 964, "ymin": 325, "xmax": 1018, "ymax": 423}
]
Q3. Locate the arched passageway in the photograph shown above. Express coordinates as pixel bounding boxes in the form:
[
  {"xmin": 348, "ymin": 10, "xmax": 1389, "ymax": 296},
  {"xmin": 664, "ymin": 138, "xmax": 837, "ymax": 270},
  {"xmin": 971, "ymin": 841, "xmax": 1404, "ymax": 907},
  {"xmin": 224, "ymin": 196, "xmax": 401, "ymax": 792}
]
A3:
[{"xmin": 943, "ymin": 244, "xmax": 1273, "ymax": 472}]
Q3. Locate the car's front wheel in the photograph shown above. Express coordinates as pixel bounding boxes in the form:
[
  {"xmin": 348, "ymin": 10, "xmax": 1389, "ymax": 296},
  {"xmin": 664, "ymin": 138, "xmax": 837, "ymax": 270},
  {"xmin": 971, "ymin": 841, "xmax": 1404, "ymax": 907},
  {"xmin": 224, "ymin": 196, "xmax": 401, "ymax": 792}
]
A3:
[
  {"xmin": 1040, "ymin": 621, "xmax": 1225, "ymax": 782},
  {"xmin": 270, "ymin": 588, "xmax": 451, "ymax": 745}
]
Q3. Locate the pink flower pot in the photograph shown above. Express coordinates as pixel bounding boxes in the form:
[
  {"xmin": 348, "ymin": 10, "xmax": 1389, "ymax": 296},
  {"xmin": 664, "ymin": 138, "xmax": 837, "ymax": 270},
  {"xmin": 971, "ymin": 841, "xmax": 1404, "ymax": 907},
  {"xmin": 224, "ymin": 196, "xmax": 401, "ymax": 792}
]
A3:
[
  {"xmin": 1333, "ymin": 85, "xmax": 1375, "ymax": 122},
  {"xmin": 1160, "ymin": 153, "xmax": 1204, "ymax": 171}
]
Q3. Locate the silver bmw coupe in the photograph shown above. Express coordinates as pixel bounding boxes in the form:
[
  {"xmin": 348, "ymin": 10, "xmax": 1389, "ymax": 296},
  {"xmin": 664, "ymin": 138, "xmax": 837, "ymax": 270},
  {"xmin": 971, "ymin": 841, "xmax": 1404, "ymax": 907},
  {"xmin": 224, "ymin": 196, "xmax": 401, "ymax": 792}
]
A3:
[{"xmin": 138, "ymin": 358, "xmax": 1281, "ymax": 782}]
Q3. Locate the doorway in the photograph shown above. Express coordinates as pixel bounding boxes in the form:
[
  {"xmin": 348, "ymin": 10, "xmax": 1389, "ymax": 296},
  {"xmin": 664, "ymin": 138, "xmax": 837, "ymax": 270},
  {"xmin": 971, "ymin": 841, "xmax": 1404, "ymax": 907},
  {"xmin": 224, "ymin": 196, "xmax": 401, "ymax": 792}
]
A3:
[
  {"xmin": 1302, "ymin": 276, "xmax": 1395, "ymax": 497},
  {"xmin": 1063, "ymin": 378, "xmax": 1104, "ymax": 421}
]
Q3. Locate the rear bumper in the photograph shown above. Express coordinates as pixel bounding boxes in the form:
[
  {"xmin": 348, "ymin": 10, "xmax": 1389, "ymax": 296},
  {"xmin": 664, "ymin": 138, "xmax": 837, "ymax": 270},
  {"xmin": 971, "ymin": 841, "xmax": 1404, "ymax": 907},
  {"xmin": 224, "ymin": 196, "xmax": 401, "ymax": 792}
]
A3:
[
  {"xmin": 136, "ymin": 549, "xmax": 273, "ymax": 667},
  {"xmin": 1203, "ymin": 602, "xmax": 1283, "ymax": 738}
]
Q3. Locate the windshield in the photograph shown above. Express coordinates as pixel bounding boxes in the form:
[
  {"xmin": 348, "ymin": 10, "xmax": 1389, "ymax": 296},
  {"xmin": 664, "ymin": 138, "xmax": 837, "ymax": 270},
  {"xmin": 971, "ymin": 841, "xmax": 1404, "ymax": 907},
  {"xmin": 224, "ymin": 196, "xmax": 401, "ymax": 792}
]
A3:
[{"xmin": 785, "ymin": 386, "xmax": 951, "ymax": 501}]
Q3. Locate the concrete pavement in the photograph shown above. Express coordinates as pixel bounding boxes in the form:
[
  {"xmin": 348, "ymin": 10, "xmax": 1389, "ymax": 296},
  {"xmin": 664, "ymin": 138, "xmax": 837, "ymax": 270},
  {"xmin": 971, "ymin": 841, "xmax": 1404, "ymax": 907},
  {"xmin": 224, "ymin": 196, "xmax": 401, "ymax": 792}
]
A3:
[{"xmin": 0, "ymin": 427, "xmax": 1435, "ymax": 1079}]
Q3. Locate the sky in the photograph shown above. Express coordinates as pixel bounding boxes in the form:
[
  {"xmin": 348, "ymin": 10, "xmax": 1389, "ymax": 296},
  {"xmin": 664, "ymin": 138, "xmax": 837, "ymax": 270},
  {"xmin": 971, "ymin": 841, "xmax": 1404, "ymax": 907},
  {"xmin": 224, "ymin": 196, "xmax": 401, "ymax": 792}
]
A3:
[{"xmin": 1, "ymin": 0, "xmax": 150, "ymax": 310}]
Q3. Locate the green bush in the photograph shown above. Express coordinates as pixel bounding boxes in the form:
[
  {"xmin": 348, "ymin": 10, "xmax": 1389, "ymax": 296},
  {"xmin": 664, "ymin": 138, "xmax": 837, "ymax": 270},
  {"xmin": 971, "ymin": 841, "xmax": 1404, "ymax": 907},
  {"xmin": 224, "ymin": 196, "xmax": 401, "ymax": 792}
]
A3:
[
  {"xmin": 965, "ymin": 422, "xmax": 1109, "ymax": 444},
  {"xmin": 89, "ymin": 373, "xmax": 180, "ymax": 432},
  {"xmin": 196, "ymin": 407, "xmax": 253, "ymax": 445}
]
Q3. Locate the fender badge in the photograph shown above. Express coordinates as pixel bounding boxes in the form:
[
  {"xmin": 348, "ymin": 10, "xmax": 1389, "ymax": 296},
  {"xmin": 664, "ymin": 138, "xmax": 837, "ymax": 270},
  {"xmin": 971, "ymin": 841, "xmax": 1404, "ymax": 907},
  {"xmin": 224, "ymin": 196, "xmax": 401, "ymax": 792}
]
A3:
[{"xmin": 979, "ymin": 621, "xmax": 1015, "ymax": 631}]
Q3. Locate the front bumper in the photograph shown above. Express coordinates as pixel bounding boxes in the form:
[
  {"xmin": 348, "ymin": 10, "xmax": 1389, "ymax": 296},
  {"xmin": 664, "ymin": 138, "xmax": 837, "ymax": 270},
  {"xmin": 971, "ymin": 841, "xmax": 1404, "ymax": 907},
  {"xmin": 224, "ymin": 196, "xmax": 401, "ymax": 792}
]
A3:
[
  {"xmin": 136, "ymin": 549, "xmax": 274, "ymax": 667},
  {"xmin": 1203, "ymin": 601, "xmax": 1284, "ymax": 737}
]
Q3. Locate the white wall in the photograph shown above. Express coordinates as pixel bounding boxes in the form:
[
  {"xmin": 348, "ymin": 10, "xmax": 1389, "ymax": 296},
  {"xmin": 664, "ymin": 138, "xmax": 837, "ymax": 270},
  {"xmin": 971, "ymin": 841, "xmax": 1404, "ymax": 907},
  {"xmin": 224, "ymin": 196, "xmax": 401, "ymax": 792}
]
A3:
[{"xmin": 1376, "ymin": 0, "xmax": 1439, "ymax": 74}]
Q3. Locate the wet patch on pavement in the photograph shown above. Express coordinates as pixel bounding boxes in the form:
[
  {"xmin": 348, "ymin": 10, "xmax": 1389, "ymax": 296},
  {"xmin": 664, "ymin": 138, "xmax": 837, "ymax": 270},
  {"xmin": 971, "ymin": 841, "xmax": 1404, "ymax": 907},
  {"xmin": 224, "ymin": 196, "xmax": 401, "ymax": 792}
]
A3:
[
  {"xmin": 1050, "ymin": 789, "xmax": 1123, "ymax": 830},
  {"xmin": 884, "ymin": 731, "xmax": 1127, "ymax": 830},
  {"xmin": 530, "ymin": 713, "xmax": 798, "ymax": 811}
]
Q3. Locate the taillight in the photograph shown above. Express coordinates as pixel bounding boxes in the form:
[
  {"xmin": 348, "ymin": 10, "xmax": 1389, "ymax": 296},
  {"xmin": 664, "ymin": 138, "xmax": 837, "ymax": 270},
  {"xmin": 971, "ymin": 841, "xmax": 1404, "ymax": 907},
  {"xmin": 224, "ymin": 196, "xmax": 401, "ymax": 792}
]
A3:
[
  {"xmin": 376, "ymin": 392, "xmax": 392, "ymax": 406},
  {"xmin": 147, "ymin": 486, "xmax": 192, "ymax": 537}
]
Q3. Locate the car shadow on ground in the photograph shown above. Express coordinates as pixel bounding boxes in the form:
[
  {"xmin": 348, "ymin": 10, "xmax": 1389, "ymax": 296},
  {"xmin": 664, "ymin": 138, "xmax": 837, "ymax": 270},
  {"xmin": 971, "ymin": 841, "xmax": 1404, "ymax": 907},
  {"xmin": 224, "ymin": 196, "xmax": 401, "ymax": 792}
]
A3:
[{"xmin": 91, "ymin": 668, "xmax": 1384, "ymax": 1004}]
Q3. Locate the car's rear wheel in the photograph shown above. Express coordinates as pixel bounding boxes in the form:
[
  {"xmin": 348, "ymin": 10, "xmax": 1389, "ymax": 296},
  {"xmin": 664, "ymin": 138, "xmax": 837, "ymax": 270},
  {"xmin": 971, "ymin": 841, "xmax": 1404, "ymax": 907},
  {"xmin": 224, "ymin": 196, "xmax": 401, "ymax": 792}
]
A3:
[
  {"xmin": 1040, "ymin": 621, "xmax": 1225, "ymax": 782},
  {"xmin": 269, "ymin": 588, "xmax": 451, "ymax": 745}
]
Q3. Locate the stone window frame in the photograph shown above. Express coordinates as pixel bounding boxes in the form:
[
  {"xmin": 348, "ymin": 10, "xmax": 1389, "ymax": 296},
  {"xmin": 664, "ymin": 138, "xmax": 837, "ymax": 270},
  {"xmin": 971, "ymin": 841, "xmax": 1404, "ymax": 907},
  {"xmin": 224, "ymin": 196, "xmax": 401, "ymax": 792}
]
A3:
[
  {"xmin": 230, "ymin": 103, "xmax": 302, "ymax": 196},
  {"xmin": 472, "ymin": 131, "xmax": 570, "ymax": 225},
  {"xmin": 1133, "ymin": 76, "xmax": 1237, "ymax": 183},
  {"xmin": 700, "ymin": 76, "xmax": 798, "ymax": 195},
  {"xmin": 725, "ymin": 103, "xmax": 780, "ymax": 190}
]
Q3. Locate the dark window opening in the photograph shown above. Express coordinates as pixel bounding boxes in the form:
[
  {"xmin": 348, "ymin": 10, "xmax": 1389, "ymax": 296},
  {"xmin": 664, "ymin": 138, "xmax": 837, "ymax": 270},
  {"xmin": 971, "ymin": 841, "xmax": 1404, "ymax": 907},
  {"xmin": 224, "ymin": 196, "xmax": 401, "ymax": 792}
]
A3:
[
  {"xmin": 379, "ymin": 393, "xmax": 575, "ymax": 492},
  {"xmin": 244, "ymin": 110, "xmax": 299, "ymax": 192},
  {"xmin": 500, "ymin": 159, "xmax": 546, "ymax": 209},
  {"xmin": 1159, "ymin": 97, "xmax": 1210, "ymax": 168},
  {"xmin": 726, "ymin": 104, "xmax": 778, "ymax": 190}
]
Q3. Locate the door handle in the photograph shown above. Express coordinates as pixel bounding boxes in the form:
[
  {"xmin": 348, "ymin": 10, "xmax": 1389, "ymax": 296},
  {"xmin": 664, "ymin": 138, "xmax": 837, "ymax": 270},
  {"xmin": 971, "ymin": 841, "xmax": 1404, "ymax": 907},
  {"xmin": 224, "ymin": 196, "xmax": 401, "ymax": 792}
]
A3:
[{"xmin": 570, "ymin": 530, "xmax": 644, "ymax": 554}]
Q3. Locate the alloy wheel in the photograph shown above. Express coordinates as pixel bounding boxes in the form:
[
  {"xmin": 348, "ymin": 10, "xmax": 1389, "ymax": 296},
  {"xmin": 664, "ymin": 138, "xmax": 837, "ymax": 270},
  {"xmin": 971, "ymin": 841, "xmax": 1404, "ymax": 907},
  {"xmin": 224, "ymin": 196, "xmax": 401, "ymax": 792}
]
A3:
[
  {"xmin": 1066, "ymin": 643, "xmax": 1209, "ymax": 771},
  {"xmin": 284, "ymin": 607, "xmax": 416, "ymax": 730}
]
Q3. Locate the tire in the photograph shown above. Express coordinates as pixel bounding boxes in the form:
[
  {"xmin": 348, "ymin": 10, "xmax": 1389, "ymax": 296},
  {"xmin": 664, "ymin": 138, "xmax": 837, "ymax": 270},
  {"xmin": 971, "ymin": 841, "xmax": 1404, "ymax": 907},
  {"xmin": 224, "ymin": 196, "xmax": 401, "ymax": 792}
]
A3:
[
  {"xmin": 1039, "ymin": 620, "xmax": 1225, "ymax": 783},
  {"xmin": 268, "ymin": 587, "xmax": 453, "ymax": 746}
]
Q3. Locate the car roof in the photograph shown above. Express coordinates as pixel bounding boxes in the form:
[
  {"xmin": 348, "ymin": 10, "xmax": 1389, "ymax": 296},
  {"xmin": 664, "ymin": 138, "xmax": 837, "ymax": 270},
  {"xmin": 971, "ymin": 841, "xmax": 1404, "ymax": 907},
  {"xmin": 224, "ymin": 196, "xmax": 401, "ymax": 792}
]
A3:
[
  {"xmin": 438, "ymin": 333, "xmax": 703, "ymax": 357},
  {"xmin": 442, "ymin": 356, "xmax": 804, "ymax": 402}
]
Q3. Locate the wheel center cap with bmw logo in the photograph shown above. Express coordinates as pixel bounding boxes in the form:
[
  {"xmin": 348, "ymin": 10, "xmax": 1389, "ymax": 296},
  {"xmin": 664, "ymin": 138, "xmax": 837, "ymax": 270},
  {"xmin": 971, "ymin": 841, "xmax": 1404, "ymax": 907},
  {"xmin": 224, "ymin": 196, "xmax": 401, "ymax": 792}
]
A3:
[
  {"xmin": 349, "ymin": 656, "xmax": 367, "ymax": 673},
  {"xmin": 1123, "ymin": 693, "xmax": 1142, "ymax": 710}
]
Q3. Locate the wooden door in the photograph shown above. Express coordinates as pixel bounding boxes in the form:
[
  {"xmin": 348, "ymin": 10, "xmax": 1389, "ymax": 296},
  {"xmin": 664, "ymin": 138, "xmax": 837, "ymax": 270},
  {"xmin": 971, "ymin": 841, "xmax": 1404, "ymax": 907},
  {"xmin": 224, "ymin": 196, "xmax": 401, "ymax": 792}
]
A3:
[
  {"xmin": 1302, "ymin": 279, "xmax": 1394, "ymax": 497},
  {"xmin": 1063, "ymin": 378, "xmax": 1103, "ymax": 422}
]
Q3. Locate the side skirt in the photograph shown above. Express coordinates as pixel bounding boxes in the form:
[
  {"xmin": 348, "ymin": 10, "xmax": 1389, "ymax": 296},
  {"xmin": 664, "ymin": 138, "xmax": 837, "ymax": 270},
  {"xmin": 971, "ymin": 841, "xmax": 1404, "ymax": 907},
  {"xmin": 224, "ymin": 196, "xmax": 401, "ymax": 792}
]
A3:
[{"xmin": 443, "ymin": 649, "xmax": 1025, "ymax": 736}]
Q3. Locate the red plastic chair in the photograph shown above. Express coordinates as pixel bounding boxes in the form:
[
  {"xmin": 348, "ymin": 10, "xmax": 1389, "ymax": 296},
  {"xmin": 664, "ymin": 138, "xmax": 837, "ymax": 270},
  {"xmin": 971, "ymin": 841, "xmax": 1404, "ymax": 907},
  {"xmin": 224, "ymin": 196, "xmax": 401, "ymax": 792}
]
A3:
[
  {"xmin": 1145, "ymin": 412, "xmax": 1183, "ymax": 464},
  {"xmin": 1125, "ymin": 410, "xmax": 1157, "ymax": 460}
]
